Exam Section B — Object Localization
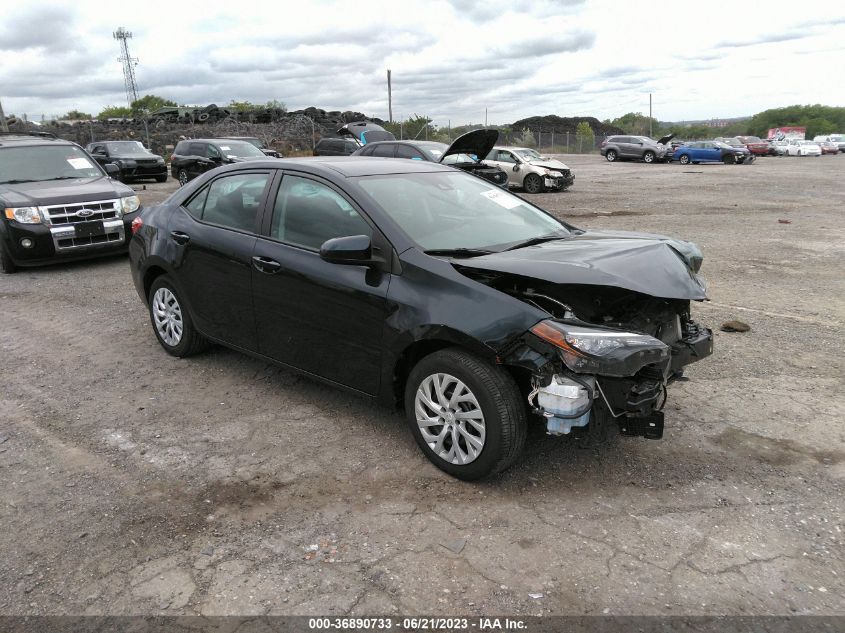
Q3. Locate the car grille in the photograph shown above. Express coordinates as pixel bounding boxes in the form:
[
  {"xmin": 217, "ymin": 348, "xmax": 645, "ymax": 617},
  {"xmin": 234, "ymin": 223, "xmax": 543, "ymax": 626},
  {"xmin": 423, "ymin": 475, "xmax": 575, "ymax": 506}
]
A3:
[
  {"xmin": 56, "ymin": 233, "xmax": 123, "ymax": 248},
  {"xmin": 43, "ymin": 199, "xmax": 120, "ymax": 225}
]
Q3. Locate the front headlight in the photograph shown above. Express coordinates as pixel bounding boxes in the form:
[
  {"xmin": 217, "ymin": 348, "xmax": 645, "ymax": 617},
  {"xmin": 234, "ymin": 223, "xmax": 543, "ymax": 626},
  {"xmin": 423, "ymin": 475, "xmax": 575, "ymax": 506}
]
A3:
[
  {"xmin": 4, "ymin": 206, "xmax": 43, "ymax": 224},
  {"xmin": 120, "ymin": 195, "xmax": 141, "ymax": 214},
  {"xmin": 531, "ymin": 320, "xmax": 670, "ymax": 377}
]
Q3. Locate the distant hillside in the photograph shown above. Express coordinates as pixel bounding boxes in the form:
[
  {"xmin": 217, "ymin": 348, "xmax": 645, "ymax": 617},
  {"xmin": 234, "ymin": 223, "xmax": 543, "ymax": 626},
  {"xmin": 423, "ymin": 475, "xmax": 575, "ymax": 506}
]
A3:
[{"xmin": 509, "ymin": 115, "xmax": 624, "ymax": 137}]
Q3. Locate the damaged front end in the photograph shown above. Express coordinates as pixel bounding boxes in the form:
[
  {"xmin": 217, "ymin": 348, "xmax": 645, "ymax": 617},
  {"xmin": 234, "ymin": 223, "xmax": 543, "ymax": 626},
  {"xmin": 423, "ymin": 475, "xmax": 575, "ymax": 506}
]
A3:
[{"xmin": 484, "ymin": 275, "xmax": 713, "ymax": 440}]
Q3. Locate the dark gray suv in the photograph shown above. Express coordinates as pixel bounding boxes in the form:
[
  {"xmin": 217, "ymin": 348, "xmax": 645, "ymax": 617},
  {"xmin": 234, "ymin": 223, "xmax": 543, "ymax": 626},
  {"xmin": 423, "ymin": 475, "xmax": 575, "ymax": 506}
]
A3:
[{"xmin": 600, "ymin": 134, "xmax": 674, "ymax": 163}]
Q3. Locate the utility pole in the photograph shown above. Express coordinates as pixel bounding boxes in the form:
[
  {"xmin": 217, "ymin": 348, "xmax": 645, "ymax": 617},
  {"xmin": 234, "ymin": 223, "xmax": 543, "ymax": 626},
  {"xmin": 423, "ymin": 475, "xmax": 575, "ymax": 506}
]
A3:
[
  {"xmin": 114, "ymin": 27, "xmax": 139, "ymax": 108},
  {"xmin": 386, "ymin": 69, "xmax": 393, "ymax": 123},
  {"xmin": 0, "ymin": 98, "xmax": 9, "ymax": 132},
  {"xmin": 649, "ymin": 93, "xmax": 653, "ymax": 137},
  {"xmin": 484, "ymin": 108, "xmax": 487, "ymax": 126}
]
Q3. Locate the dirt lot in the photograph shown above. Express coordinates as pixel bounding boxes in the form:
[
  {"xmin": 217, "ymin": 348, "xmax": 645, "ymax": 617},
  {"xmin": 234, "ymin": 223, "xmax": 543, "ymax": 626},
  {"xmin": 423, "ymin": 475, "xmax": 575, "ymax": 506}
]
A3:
[{"xmin": 1, "ymin": 154, "xmax": 843, "ymax": 617}]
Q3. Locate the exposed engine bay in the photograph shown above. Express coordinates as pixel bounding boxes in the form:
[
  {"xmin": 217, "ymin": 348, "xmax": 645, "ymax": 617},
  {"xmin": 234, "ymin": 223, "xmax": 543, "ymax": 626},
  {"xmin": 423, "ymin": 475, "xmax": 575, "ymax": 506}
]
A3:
[{"xmin": 461, "ymin": 268, "xmax": 714, "ymax": 440}]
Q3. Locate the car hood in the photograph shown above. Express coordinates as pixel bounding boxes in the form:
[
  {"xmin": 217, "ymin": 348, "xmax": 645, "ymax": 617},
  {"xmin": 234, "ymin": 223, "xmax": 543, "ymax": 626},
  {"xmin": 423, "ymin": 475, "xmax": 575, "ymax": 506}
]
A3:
[
  {"xmin": 337, "ymin": 121, "xmax": 395, "ymax": 145},
  {"xmin": 528, "ymin": 158, "xmax": 570, "ymax": 171},
  {"xmin": 656, "ymin": 133, "xmax": 676, "ymax": 145},
  {"xmin": 0, "ymin": 177, "xmax": 135, "ymax": 207},
  {"xmin": 441, "ymin": 129, "xmax": 500, "ymax": 162},
  {"xmin": 455, "ymin": 230, "xmax": 708, "ymax": 300}
]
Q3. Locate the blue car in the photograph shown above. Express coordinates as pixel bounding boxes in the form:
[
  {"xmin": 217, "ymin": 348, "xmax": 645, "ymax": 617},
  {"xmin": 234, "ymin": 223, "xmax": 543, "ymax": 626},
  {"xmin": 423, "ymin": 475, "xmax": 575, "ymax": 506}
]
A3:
[{"xmin": 672, "ymin": 141, "xmax": 752, "ymax": 165}]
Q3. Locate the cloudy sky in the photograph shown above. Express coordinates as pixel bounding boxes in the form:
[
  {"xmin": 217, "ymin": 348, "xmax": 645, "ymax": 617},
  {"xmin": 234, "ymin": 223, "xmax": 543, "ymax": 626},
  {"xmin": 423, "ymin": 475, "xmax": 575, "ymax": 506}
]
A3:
[{"xmin": 2, "ymin": 0, "xmax": 844, "ymax": 125}]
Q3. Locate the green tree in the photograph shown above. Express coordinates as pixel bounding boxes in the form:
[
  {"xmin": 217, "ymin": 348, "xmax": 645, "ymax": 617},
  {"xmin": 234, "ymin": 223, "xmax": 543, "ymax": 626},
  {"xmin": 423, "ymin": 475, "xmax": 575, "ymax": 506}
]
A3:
[
  {"xmin": 63, "ymin": 110, "xmax": 92, "ymax": 120},
  {"xmin": 575, "ymin": 121, "xmax": 595, "ymax": 153},
  {"xmin": 747, "ymin": 104, "xmax": 845, "ymax": 139},
  {"xmin": 130, "ymin": 94, "xmax": 178, "ymax": 116},
  {"xmin": 264, "ymin": 99, "xmax": 286, "ymax": 111},
  {"xmin": 383, "ymin": 114, "xmax": 434, "ymax": 141},
  {"xmin": 96, "ymin": 105, "xmax": 132, "ymax": 120},
  {"xmin": 611, "ymin": 112, "xmax": 660, "ymax": 137},
  {"xmin": 518, "ymin": 127, "xmax": 536, "ymax": 147},
  {"xmin": 228, "ymin": 100, "xmax": 256, "ymax": 112}
]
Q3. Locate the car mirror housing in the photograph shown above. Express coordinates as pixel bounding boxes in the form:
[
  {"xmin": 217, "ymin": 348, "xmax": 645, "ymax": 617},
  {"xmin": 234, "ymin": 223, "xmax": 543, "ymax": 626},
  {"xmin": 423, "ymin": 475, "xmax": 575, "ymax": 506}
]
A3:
[
  {"xmin": 104, "ymin": 163, "xmax": 120, "ymax": 176},
  {"xmin": 319, "ymin": 235, "xmax": 373, "ymax": 265},
  {"xmin": 513, "ymin": 164, "xmax": 521, "ymax": 172}
]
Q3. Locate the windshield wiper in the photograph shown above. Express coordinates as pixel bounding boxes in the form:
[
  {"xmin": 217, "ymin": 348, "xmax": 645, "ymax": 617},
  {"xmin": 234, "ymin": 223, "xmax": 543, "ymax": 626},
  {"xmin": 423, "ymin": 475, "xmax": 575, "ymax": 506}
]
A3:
[
  {"xmin": 1, "ymin": 178, "xmax": 42, "ymax": 184},
  {"xmin": 503, "ymin": 233, "xmax": 569, "ymax": 251},
  {"xmin": 424, "ymin": 248, "xmax": 494, "ymax": 258}
]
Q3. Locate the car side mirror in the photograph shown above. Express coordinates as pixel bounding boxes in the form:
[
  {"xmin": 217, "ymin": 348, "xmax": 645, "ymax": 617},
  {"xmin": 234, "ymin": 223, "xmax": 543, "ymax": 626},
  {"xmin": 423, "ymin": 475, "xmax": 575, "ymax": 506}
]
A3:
[
  {"xmin": 513, "ymin": 164, "xmax": 520, "ymax": 172},
  {"xmin": 104, "ymin": 163, "xmax": 120, "ymax": 176},
  {"xmin": 320, "ymin": 235, "xmax": 373, "ymax": 265}
]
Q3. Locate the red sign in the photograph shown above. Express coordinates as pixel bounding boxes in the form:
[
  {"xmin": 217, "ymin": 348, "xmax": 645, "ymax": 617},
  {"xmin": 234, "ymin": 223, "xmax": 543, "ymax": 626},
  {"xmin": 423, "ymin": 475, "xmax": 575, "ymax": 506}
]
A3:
[{"xmin": 768, "ymin": 127, "xmax": 806, "ymax": 140}]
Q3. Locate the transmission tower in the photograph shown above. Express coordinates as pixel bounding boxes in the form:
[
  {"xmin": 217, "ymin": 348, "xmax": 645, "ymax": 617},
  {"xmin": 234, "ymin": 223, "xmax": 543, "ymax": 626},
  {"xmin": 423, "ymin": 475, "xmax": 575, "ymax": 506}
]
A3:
[{"xmin": 113, "ymin": 27, "xmax": 139, "ymax": 107}]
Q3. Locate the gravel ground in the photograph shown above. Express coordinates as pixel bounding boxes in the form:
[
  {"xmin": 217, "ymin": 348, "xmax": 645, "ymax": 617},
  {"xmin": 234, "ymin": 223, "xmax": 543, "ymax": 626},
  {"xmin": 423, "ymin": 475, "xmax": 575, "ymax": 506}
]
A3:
[{"xmin": 1, "ymin": 154, "xmax": 843, "ymax": 616}]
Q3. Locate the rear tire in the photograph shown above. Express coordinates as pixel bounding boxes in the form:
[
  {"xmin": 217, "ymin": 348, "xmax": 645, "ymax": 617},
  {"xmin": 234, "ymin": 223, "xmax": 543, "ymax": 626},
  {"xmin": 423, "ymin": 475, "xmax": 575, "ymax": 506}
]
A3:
[
  {"xmin": 177, "ymin": 169, "xmax": 189, "ymax": 186},
  {"xmin": 404, "ymin": 349, "xmax": 527, "ymax": 480},
  {"xmin": 148, "ymin": 276, "xmax": 209, "ymax": 357},
  {"xmin": 643, "ymin": 150, "xmax": 656, "ymax": 163},
  {"xmin": 605, "ymin": 150, "xmax": 617, "ymax": 162},
  {"xmin": 0, "ymin": 241, "xmax": 17, "ymax": 274},
  {"xmin": 523, "ymin": 173, "xmax": 543, "ymax": 194}
]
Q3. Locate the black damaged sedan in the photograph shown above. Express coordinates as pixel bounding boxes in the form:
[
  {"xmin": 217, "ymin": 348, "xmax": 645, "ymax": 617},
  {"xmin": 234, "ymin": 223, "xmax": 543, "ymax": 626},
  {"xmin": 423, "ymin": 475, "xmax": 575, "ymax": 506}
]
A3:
[{"xmin": 129, "ymin": 157, "xmax": 713, "ymax": 480}]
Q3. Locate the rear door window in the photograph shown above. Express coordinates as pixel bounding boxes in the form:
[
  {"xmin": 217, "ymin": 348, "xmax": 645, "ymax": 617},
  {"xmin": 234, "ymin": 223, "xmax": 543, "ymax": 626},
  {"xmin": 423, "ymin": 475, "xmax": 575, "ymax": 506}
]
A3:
[
  {"xmin": 188, "ymin": 143, "xmax": 205, "ymax": 156},
  {"xmin": 184, "ymin": 172, "xmax": 270, "ymax": 232}
]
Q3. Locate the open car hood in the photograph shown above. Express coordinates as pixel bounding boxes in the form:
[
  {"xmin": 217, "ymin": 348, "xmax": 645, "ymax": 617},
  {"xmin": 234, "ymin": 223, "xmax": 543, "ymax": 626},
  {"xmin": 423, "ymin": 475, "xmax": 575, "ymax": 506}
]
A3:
[
  {"xmin": 656, "ymin": 133, "xmax": 676, "ymax": 145},
  {"xmin": 455, "ymin": 230, "xmax": 707, "ymax": 301},
  {"xmin": 441, "ymin": 129, "xmax": 500, "ymax": 162},
  {"xmin": 337, "ymin": 121, "xmax": 395, "ymax": 145}
]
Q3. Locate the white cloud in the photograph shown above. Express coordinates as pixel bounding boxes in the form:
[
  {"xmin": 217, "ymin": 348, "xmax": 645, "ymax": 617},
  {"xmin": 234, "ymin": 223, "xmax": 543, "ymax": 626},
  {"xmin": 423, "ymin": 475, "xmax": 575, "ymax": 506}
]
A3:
[{"xmin": 1, "ymin": 0, "xmax": 844, "ymax": 124}]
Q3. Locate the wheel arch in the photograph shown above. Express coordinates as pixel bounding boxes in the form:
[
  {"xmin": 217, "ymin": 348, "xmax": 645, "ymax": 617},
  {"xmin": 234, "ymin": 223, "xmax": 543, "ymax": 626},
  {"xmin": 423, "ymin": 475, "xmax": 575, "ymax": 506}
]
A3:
[{"xmin": 385, "ymin": 328, "xmax": 499, "ymax": 408}]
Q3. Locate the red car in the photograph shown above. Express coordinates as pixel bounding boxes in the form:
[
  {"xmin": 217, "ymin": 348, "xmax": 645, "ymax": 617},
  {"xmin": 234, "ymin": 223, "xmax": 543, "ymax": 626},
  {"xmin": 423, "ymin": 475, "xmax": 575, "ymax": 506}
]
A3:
[
  {"xmin": 820, "ymin": 141, "xmax": 840, "ymax": 155},
  {"xmin": 735, "ymin": 136, "xmax": 771, "ymax": 156}
]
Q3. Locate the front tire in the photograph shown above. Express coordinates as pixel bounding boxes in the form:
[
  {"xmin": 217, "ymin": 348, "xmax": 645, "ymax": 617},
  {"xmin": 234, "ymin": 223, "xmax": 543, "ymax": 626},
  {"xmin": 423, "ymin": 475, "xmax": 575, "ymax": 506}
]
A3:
[
  {"xmin": 723, "ymin": 154, "xmax": 736, "ymax": 165},
  {"xmin": 643, "ymin": 150, "xmax": 656, "ymax": 163},
  {"xmin": 155, "ymin": 175, "xmax": 168, "ymax": 183},
  {"xmin": 148, "ymin": 276, "xmax": 209, "ymax": 357},
  {"xmin": 404, "ymin": 349, "xmax": 526, "ymax": 480},
  {"xmin": 605, "ymin": 150, "xmax": 617, "ymax": 162},
  {"xmin": 679, "ymin": 154, "xmax": 691, "ymax": 165},
  {"xmin": 523, "ymin": 173, "xmax": 543, "ymax": 194}
]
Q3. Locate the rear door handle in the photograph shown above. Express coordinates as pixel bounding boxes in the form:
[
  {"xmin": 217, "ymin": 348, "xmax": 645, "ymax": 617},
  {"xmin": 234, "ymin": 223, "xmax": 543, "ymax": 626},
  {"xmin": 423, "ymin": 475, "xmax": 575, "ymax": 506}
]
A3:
[
  {"xmin": 252, "ymin": 256, "xmax": 281, "ymax": 274},
  {"xmin": 170, "ymin": 231, "xmax": 190, "ymax": 245}
]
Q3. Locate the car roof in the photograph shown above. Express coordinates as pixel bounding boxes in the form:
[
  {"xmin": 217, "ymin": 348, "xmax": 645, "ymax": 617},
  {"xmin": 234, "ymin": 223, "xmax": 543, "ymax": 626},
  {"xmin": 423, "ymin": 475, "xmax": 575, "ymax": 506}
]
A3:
[
  {"xmin": 210, "ymin": 156, "xmax": 455, "ymax": 178},
  {"xmin": 0, "ymin": 133, "xmax": 73, "ymax": 148}
]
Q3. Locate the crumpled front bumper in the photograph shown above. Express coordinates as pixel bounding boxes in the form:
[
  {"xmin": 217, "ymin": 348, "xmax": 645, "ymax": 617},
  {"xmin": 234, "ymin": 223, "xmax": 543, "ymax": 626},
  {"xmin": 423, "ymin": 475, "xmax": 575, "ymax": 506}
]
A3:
[{"xmin": 544, "ymin": 171, "xmax": 575, "ymax": 190}]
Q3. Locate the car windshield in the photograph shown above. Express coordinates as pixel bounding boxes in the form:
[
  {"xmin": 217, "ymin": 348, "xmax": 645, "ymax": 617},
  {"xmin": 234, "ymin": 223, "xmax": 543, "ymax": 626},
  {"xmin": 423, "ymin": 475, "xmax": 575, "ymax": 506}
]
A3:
[
  {"xmin": 725, "ymin": 139, "xmax": 743, "ymax": 146},
  {"xmin": 0, "ymin": 144, "xmax": 104, "ymax": 183},
  {"xmin": 441, "ymin": 153, "xmax": 478, "ymax": 164},
  {"xmin": 413, "ymin": 142, "xmax": 447, "ymax": 160},
  {"xmin": 356, "ymin": 170, "xmax": 569, "ymax": 252},
  {"xmin": 515, "ymin": 149, "xmax": 542, "ymax": 160},
  {"xmin": 105, "ymin": 141, "xmax": 151, "ymax": 156},
  {"xmin": 215, "ymin": 141, "xmax": 265, "ymax": 158}
]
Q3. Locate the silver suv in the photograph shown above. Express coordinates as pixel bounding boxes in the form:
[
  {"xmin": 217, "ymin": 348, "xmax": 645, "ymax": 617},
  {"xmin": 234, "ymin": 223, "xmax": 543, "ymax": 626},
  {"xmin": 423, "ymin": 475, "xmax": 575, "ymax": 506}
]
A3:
[{"xmin": 600, "ymin": 134, "xmax": 674, "ymax": 163}]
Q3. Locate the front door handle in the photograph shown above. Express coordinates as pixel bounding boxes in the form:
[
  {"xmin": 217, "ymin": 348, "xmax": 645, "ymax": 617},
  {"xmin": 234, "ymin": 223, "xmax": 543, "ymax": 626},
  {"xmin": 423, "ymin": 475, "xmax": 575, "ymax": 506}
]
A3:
[
  {"xmin": 252, "ymin": 256, "xmax": 281, "ymax": 274},
  {"xmin": 170, "ymin": 231, "xmax": 190, "ymax": 245}
]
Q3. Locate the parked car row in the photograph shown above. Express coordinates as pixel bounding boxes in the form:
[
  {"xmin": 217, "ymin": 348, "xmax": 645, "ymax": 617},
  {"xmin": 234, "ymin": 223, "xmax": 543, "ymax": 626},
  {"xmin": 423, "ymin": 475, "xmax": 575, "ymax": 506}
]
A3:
[
  {"xmin": 601, "ymin": 132, "xmax": 845, "ymax": 165},
  {"xmin": 317, "ymin": 123, "xmax": 574, "ymax": 193}
]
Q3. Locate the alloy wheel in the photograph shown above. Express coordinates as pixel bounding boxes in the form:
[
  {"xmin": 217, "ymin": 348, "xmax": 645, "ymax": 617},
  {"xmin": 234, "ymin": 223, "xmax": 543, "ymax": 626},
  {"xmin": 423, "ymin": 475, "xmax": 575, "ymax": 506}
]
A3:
[
  {"xmin": 178, "ymin": 170, "xmax": 188, "ymax": 186},
  {"xmin": 414, "ymin": 373, "xmax": 486, "ymax": 465},
  {"xmin": 152, "ymin": 287, "xmax": 183, "ymax": 346}
]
